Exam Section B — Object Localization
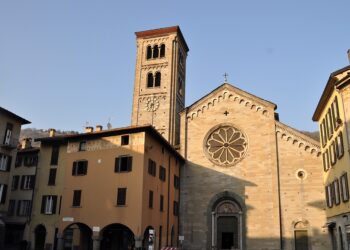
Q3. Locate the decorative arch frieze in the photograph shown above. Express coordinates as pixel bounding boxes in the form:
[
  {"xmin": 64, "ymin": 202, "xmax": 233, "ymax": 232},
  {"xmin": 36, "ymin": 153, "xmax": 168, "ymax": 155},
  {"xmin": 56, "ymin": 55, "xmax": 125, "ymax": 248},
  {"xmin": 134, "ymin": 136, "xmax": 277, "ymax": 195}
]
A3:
[
  {"xmin": 186, "ymin": 90, "xmax": 270, "ymax": 121},
  {"xmin": 275, "ymin": 121, "xmax": 321, "ymax": 156}
]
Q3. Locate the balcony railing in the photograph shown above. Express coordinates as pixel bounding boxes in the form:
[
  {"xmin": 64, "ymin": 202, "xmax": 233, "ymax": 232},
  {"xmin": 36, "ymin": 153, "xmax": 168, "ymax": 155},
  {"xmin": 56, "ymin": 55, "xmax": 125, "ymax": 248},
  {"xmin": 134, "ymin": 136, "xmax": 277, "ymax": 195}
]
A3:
[{"xmin": 0, "ymin": 135, "xmax": 19, "ymax": 150}]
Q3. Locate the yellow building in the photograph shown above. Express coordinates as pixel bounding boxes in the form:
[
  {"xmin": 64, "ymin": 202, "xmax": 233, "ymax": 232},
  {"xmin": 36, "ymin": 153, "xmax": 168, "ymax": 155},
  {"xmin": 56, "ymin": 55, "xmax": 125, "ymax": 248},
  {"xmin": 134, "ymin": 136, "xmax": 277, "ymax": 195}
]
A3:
[
  {"xmin": 28, "ymin": 125, "xmax": 183, "ymax": 250},
  {"xmin": 0, "ymin": 106, "xmax": 30, "ymax": 248},
  {"xmin": 313, "ymin": 63, "xmax": 350, "ymax": 249}
]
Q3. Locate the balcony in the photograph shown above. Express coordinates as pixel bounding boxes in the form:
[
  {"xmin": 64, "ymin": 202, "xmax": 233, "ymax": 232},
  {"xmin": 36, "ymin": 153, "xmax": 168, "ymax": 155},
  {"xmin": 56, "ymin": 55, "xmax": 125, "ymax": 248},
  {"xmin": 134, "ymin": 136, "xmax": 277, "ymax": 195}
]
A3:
[{"xmin": 0, "ymin": 136, "xmax": 19, "ymax": 150}]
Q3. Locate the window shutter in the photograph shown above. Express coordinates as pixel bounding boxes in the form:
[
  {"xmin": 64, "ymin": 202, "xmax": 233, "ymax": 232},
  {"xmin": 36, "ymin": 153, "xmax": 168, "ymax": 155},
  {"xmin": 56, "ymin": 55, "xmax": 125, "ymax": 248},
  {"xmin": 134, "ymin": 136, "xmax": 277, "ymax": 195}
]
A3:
[
  {"xmin": 127, "ymin": 157, "xmax": 132, "ymax": 171},
  {"xmin": 83, "ymin": 161, "xmax": 88, "ymax": 175},
  {"xmin": 0, "ymin": 185, "xmax": 7, "ymax": 204},
  {"xmin": 52, "ymin": 196, "xmax": 57, "ymax": 214},
  {"xmin": 115, "ymin": 158, "xmax": 120, "ymax": 172},
  {"xmin": 72, "ymin": 162, "xmax": 77, "ymax": 175},
  {"xmin": 6, "ymin": 156, "xmax": 12, "ymax": 171}
]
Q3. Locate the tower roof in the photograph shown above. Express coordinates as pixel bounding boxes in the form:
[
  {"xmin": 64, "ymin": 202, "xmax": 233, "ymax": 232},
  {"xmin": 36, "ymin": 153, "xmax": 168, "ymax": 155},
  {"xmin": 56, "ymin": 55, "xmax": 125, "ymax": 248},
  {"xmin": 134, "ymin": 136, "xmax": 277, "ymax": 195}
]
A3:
[{"xmin": 135, "ymin": 26, "xmax": 189, "ymax": 52}]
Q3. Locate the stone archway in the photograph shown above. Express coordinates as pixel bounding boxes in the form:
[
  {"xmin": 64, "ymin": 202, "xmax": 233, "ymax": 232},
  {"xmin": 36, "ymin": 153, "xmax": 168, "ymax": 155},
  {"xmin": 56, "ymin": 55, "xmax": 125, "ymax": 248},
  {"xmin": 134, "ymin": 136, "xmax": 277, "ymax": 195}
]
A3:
[
  {"xmin": 100, "ymin": 223, "xmax": 134, "ymax": 250},
  {"xmin": 34, "ymin": 224, "xmax": 46, "ymax": 250},
  {"xmin": 63, "ymin": 223, "xmax": 92, "ymax": 250}
]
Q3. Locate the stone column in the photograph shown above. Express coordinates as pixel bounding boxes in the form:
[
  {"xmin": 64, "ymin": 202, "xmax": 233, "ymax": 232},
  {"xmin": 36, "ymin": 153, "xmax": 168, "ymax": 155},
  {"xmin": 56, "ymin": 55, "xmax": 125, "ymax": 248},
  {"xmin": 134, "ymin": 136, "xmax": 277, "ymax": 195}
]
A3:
[
  {"xmin": 92, "ymin": 235, "xmax": 101, "ymax": 250},
  {"xmin": 211, "ymin": 211, "xmax": 215, "ymax": 249},
  {"xmin": 56, "ymin": 232, "xmax": 64, "ymax": 250}
]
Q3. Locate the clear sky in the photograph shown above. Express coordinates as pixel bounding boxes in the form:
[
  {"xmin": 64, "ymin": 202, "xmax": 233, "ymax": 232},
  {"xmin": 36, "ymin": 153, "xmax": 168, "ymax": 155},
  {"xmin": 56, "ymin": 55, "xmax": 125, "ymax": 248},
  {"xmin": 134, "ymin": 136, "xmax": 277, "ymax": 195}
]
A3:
[{"xmin": 1, "ymin": 1, "xmax": 349, "ymax": 132}]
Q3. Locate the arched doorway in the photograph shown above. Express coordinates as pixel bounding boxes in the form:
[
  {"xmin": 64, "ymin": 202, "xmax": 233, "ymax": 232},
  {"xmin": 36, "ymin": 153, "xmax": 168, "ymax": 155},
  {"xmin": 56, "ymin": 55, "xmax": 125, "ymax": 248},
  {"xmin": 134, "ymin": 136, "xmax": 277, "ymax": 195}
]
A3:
[
  {"xmin": 63, "ymin": 223, "xmax": 92, "ymax": 250},
  {"xmin": 100, "ymin": 224, "xmax": 134, "ymax": 250},
  {"xmin": 294, "ymin": 221, "xmax": 309, "ymax": 250},
  {"xmin": 212, "ymin": 200, "xmax": 242, "ymax": 250},
  {"xmin": 34, "ymin": 224, "xmax": 46, "ymax": 250}
]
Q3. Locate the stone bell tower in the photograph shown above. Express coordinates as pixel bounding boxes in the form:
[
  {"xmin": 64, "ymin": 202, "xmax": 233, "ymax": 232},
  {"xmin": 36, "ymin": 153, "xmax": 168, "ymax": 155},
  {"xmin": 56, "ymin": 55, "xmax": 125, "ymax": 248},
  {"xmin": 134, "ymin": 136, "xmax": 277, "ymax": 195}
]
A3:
[{"xmin": 131, "ymin": 26, "xmax": 189, "ymax": 146}]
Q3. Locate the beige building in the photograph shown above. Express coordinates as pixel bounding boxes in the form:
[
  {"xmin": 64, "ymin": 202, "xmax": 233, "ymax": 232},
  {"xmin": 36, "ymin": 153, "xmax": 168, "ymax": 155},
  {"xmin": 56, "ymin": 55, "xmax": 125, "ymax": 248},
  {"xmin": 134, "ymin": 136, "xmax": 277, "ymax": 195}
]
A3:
[
  {"xmin": 5, "ymin": 138, "xmax": 39, "ymax": 249},
  {"xmin": 0, "ymin": 106, "xmax": 30, "ymax": 248},
  {"xmin": 313, "ymin": 62, "xmax": 350, "ymax": 249},
  {"xmin": 28, "ymin": 126, "xmax": 182, "ymax": 250}
]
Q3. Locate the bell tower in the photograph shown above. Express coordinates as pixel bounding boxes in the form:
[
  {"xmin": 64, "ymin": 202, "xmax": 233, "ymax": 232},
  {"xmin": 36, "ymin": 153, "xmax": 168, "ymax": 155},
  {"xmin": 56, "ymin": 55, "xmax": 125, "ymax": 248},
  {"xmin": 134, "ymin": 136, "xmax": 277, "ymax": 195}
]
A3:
[{"xmin": 131, "ymin": 26, "xmax": 189, "ymax": 145}]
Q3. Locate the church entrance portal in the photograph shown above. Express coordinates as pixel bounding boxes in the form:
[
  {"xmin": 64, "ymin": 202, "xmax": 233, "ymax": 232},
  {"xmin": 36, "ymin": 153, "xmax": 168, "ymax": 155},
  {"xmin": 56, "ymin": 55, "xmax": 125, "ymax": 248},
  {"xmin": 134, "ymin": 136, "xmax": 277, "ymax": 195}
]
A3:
[{"xmin": 212, "ymin": 199, "xmax": 242, "ymax": 250}]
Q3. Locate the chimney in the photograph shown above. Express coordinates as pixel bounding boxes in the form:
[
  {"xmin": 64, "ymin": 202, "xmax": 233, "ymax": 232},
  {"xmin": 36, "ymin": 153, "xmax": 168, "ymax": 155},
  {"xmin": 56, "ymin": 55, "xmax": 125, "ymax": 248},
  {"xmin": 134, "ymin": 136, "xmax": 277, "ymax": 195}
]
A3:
[
  {"xmin": 49, "ymin": 128, "xmax": 56, "ymax": 137},
  {"xmin": 348, "ymin": 49, "xmax": 350, "ymax": 64},
  {"xmin": 96, "ymin": 125, "xmax": 103, "ymax": 132},
  {"xmin": 85, "ymin": 126, "xmax": 94, "ymax": 133},
  {"xmin": 21, "ymin": 138, "xmax": 32, "ymax": 149}
]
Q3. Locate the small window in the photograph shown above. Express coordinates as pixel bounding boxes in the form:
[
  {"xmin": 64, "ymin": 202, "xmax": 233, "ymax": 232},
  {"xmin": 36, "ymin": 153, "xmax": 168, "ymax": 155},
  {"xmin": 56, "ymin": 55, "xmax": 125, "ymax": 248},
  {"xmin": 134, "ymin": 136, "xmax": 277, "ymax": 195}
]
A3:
[
  {"xmin": 146, "ymin": 45, "xmax": 152, "ymax": 59},
  {"xmin": 121, "ymin": 135, "xmax": 129, "ymax": 146},
  {"xmin": 17, "ymin": 200, "xmax": 31, "ymax": 216},
  {"xmin": 50, "ymin": 146, "xmax": 60, "ymax": 165},
  {"xmin": 115, "ymin": 156, "xmax": 132, "ymax": 172},
  {"xmin": 159, "ymin": 225, "xmax": 163, "ymax": 248},
  {"xmin": 153, "ymin": 45, "xmax": 159, "ymax": 58},
  {"xmin": 21, "ymin": 175, "xmax": 35, "ymax": 190},
  {"xmin": 117, "ymin": 188, "xmax": 127, "ymax": 206},
  {"xmin": 24, "ymin": 155, "xmax": 38, "ymax": 167},
  {"xmin": 0, "ymin": 154, "xmax": 12, "ymax": 171},
  {"xmin": 341, "ymin": 173, "xmax": 349, "ymax": 202},
  {"xmin": 48, "ymin": 168, "xmax": 57, "ymax": 186},
  {"xmin": 325, "ymin": 185, "xmax": 332, "ymax": 208},
  {"xmin": 336, "ymin": 132, "xmax": 344, "ymax": 159},
  {"xmin": 160, "ymin": 44, "xmax": 165, "ymax": 58},
  {"xmin": 330, "ymin": 142, "xmax": 337, "ymax": 166},
  {"xmin": 8, "ymin": 200, "xmax": 16, "ymax": 216},
  {"xmin": 174, "ymin": 175, "xmax": 180, "ymax": 189},
  {"xmin": 11, "ymin": 175, "xmax": 19, "ymax": 190},
  {"xmin": 15, "ymin": 155, "xmax": 23, "ymax": 167},
  {"xmin": 160, "ymin": 195, "xmax": 164, "ymax": 212},
  {"xmin": 0, "ymin": 184, "xmax": 7, "ymax": 204},
  {"xmin": 159, "ymin": 166, "xmax": 166, "ymax": 181},
  {"xmin": 147, "ymin": 72, "xmax": 154, "ymax": 88},
  {"xmin": 41, "ymin": 195, "xmax": 57, "ymax": 214},
  {"xmin": 72, "ymin": 190, "xmax": 82, "ymax": 207},
  {"xmin": 72, "ymin": 160, "xmax": 88, "ymax": 176},
  {"xmin": 148, "ymin": 159, "xmax": 156, "ymax": 176},
  {"xmin": 334, "ymin": 179, "xmax": 340, "ymax": 205},
  {"xmin": 322, "ymin": 150, "xmax": 330, "ymax": 172},
  {"xmin": 3, "ymin": 123, "xmax": 13, "ymax": 145},
  {"xmin": 149, "ymin": 190, "xmax": 153, "ymax": 208},
  {"xmin": 79, "ymin": 141, "xmax": 86, "ymax": 151},
  {"xmin": 321, "ymin": 119, "xmax": 327, "ymax": 146},
  {"xmin": 173, "ymin": 201, "xmax": 179, "ymax": 216},
  {"xmin": 155, "ymin": 72, "xmax": 161, "ymax": 87}
]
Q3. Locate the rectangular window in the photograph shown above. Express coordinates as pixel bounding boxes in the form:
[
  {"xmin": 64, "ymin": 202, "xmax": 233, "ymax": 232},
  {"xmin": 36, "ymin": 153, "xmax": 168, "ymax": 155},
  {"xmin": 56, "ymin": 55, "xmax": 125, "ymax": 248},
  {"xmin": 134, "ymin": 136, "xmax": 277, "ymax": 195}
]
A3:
[
  {"xmin": 160, "ymin": 195, "xmax": 164, "ymax": 212},
  {"xmin": 330, "ymin": 142, "xmax": 337, "ymax": 166},
  {"xmin": 72, "ymin": 190, "xmax": 82, "ymax": 207},
  {"xmin": 11, "ymin": 175, "xmax": 19, "ymax": 190},
  {"xmin": 21, "ymin": 175, "xmax": 35, "ymax": 190},
  {"xmin": 336, "ymin": 132, "xmax": 344, "ymax": 159},
  {"xmin": 17, "ymin": 200, "xmax": 31, "ymax": 216},
  {"xmin": 50, "ymin": 146, "xmax": 60, "ymax": 165},
  {"xmin": 117, "ymin": 188, "xmax": 127, "ymax": 206},
  {"xmin": 148, "ymin": 159, "xmax": 156, "ymax": 176},
  {"xmin": 174, "ymin": 175, "xmax": 180, "ymax": 189},
  {"xmin": 149, "ymin": 190, "xmax": 153, "ymax": 208},
  {"xmin": 0, "ymin": 184, "xmax": 7, "ymax": 204},
  {"xmin": 15, "ymin": 155, "xmax": 22, "ymax": 167},
  {"xmin": 334, "ymin": 179, "xmax": 340, "ymax": 205},
  {"xmin": 341, "ymin": 173, "xmax": 349, "ymax": 202},
  {"xmin": 41, "ymin": 195, "xmax": 57, "ymax": 214},
  {"xmin": 24, "ymin": 155, "xmax": 38, "ymax": 167},
  {"xmin": 334, "ymin": 97, "xmax": 340, "ymax": 128},
  {"xmin": 121, "ymin": 135, "xmax": 129, "ymax": 146},
  {"xmin": 319, "ymin": 123, "xmax": 324, "ymax": 147},
  {"xmin": 322, "ymin": 150, "xmax": 330, "ymax": 172},
  {"xmin": 72, "ymin": 160, "xmax": 88, "ymax": 176},
  {"xmin": 322, "ymin": 119, "xmax": 327, "ymax": 146},
  {"xmin": 329, "ymin": 108, "xmax": 334, "ymax": 136},
  {"xmin": 3, "ymin": 123, "xmax": 13, "ymax": 145},
  {"xmin": 48, "ymin": 168, "xmax": 57, "ymax": 186},
  {"xmin": 325, "ymin": 185, "xmax": 332, "ymax": 208},
  {"xmin": 79, "ymin": 141, "xmax": 86, "ymax": 151},
  {"xmin": 327, "ymin": 110, "xmax": 333, "ymax": 139},
  {"xmin": 173, "ymin": 201, "xmax": 179, "ymax": 216},
  {"xmin": 159, "ymin": 166, "xmax": 166, "ymax": 181},
  {"xmin": 0, "ymin": 154, "xmax": 12, "ymax": 171},
  {"xmin": 115, "ymin": 156, "xmax": 132, "ymax": 172},
  {"xmin": 8, "ymin": 200, "xmax": 16, "ymax": 216}
]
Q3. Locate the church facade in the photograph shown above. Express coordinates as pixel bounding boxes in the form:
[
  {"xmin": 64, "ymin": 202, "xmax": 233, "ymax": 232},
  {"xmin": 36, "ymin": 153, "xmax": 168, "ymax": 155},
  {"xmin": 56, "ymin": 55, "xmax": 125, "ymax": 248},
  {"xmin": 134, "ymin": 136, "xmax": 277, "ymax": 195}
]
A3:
[{"xmin": 132, "ymin": 26, "xmax": 330, "ymax": 250}]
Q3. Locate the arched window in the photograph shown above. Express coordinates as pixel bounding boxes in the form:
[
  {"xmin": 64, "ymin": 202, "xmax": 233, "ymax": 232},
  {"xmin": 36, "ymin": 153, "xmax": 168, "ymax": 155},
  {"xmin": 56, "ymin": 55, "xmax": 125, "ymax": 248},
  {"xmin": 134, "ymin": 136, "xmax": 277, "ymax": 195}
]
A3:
[
  {"xmin": 160, "ymin": 44, "xmax": 165, "ymax": 58},
  {"xmin": 153, "ymin": 45, "xmax": 159, "ymax": 58},
  {"xmin": 146, "ymin": 46, "xmax": 152, "ymax": 60},
  {"xmin": 147, "ymin": 73, "xmax": 154, "ymax": 88},
  {"xmin": 155, "ymin": 72, "xmax": 161, "ymax": 87}
]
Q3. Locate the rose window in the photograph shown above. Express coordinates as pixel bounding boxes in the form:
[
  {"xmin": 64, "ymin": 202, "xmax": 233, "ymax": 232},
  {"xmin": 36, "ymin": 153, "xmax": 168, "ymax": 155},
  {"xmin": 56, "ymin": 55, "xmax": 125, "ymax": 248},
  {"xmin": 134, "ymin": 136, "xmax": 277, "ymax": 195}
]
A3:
[{"xmin": 205, "ymin": 126, "xmax": 248, "ymax": 166}]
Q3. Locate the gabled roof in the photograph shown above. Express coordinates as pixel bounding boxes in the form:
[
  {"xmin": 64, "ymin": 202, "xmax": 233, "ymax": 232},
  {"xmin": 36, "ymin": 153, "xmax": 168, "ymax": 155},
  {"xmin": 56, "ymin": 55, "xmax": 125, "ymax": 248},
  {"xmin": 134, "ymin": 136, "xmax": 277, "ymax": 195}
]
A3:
[
  {"xmin": 0, "ymin": 106, "xmax": 30, "ymax": 124},
  {"xmin": 312, "ymin": 65, "xmax": 350, "ymax": 121},
  {"xmin": 183, "ymin": 82, "xmax": 277, "ymax": 114}
]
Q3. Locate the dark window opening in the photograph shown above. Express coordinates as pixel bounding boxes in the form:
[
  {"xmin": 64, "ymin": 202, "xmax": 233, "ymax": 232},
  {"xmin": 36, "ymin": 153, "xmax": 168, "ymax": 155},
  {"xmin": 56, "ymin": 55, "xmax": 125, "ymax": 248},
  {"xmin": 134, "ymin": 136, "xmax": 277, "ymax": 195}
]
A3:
[
  {"xmin": 0, "ymin": 184, "xmax": 7, "ymax": 204},
  {"xmin": 336, "ymin": 132, "xmax": 344, "ymax": 159},
  {"xmin": 155, "ymin": 72, "xmax": 161, "ymax": 87},
  {"xmin": 146, "ymin": 46, "xmax": 152, "ymax": 59},
  {"xmin": 48, "ymin": 168, "xmax": 57, "ymax": 186},
  {"xmin": 79, "ymin": 141, "xmax": 86, "ymax": 151},
  {"xmin": 173, "ymin": 201, "xmax": 179, "ymax": 216},
  {"xmin": 149, "ymin": 190, "xmax": 153, "ymax": 208},
  {"xmin": 15, "ymin": 155, "xmax": 23, "ymax": 167},
  {"xmin": 72, "ymin": 190, "xmax": 81, "ymax": 207},
  {"xmin": 148, "ymin": 159, "xmax": 156, "ymax": 176},
  {"xmin": 121, "ymin": 135, "xmax": 129, "ymax": 146},
  {"xmin": 153, "ymin": 45, "xmax": 159, "ymax": 58},
  {"xmin": 147, "ymin": 73, "xmax": 154, "ymax": 88},
  {"xmin": 174, "ymin": 175, "xmax": 180, "ymax": 189},
  {"xmin": 11, "ymin": 175, "xmax": 19, "ymax": 190},
  {"xmin": 160, "ymin": 195, "xmax": 164, "ymax": 212},
  {"xmin": 117, "ymin": 188, "xmax": 127, "ymax": 206},
  {"xmin": 115, "ymin": 156, "xmax": 132, "ymax": 172},
  {"xmin": 72, "ymin": 160, "xmax": 88, "ymax": 176},
  {"xmin": 160, "ymin": 44, "xmax": 165, "ymax": 58},
  {"xmin": 50, "ymin": 146, "xmax": 60, "ymax": 165},
  {"xmin": 159, "ymin": 166, "xmax": 166, "ymax": 181}
]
